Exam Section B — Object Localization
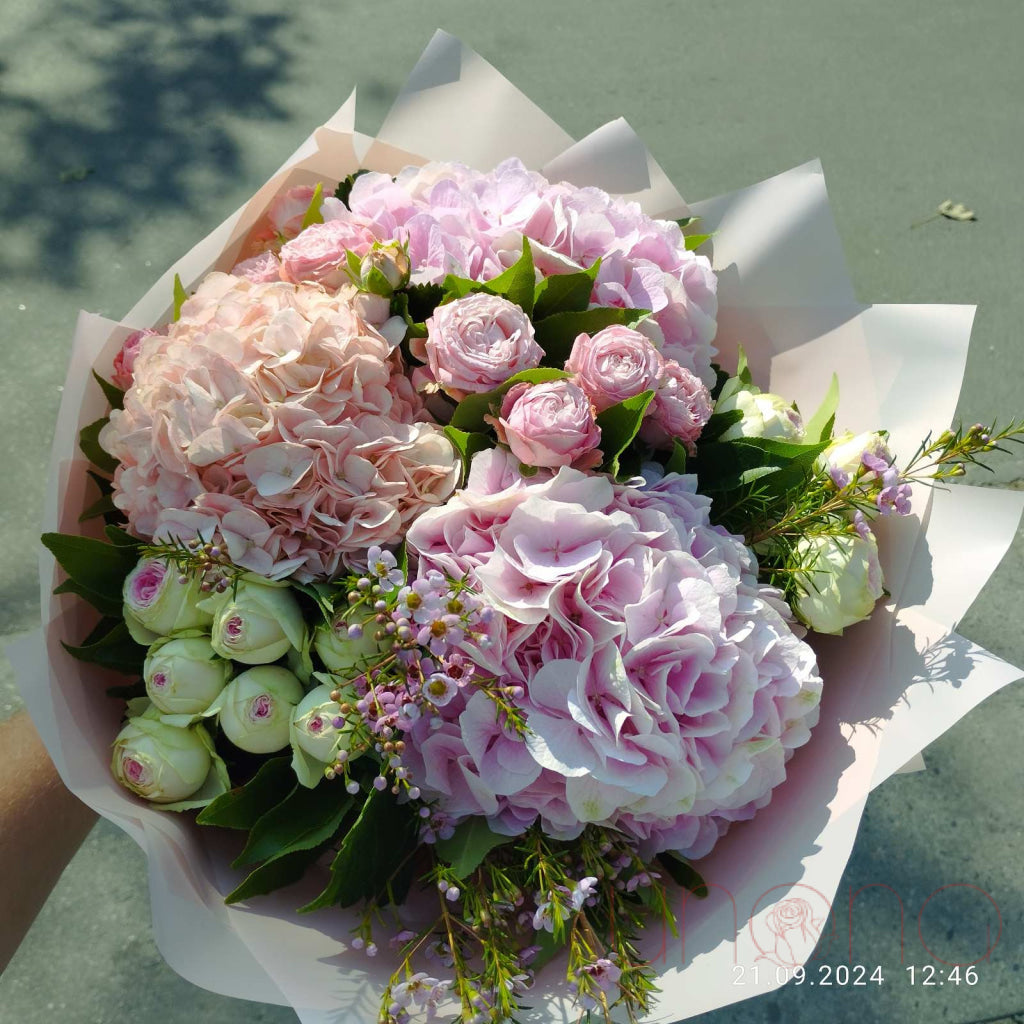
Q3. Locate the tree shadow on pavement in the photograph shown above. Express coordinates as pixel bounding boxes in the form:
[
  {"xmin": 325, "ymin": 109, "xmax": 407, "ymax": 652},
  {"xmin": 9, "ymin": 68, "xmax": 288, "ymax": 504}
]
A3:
[{"xmin": 0, "ymin": 0, "xmax": 292, "ymax": 286}]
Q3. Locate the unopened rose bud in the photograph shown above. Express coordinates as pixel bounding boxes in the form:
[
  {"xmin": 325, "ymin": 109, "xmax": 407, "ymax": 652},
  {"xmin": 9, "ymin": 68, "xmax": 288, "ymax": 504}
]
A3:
[
  {"xmin": 794, "ymin": 531, "xmax": 885, "ymax": 634},
  {"xmin": 358, "ymin": 243, "xmax": 410, "ymax": 296},
  {"xmin": 217, "ymin": 666, "xmax": 304, "ymax": 753},
  {"xmin": 314, "ymin": 615, "xmax": 388, "ymax": 675},
  {"xmin": 206, "ymin": 579, "xmax": 306, "ymax": 665},
  {"xmin": 717, "ymin": 388, "xmax": 805, "ymax": 443},
  {"xmin": 123, "ymin": 557, "xmax": 213, "ymax": 639},
  {"xmin": 111, "ymin": 714, "xmax": 212, "ymax": 803},
  {"xmin": 291, "ymin": 684, "xmax": 357, "ymax": 767},
  {"xmin": 144, "ymin": 637, "xmax": 232, "ymax": 715}
]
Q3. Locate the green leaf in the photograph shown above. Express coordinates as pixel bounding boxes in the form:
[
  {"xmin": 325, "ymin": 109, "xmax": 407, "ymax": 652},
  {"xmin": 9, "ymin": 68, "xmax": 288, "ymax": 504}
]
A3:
[
  {"xmin": 532, "ymin": 259, "xmax": 601, "ymax": 320},
  {"xmin": 389, "ymin": 291, "xmax": 429, "ymax": 343},
  {"xmin": 657, "ymin": 852, "xmax": 708, "ymax": 898},
  {"xmin": 289, "ymin": 581, "xmax": 338, "ymax": 623},
  {"xmin": 79, "ymin": 418, "xmax": 118, "ymax": 473},
  {"xmin": 480, "ymin": 237, "xmax": 535, "ymax": 315},
  {"xmin": 404, "ymin": 282, "xmax": 445, "ymax": 323},
  {"xmin": 684, "ymin": 232, "xmax": 713, "ymax": 251},
  {"xmin": 700, "ymin": 408, "xmax": 743, "ymax": 443},
  {"xmin": 443, "ymin": 426, "xmax": 492, "ymax": 487},
  {"xmin": 232, "ymin": 783, "xmax": 353, "ymax": 869},
  {"xmin": 533, "ymin": 307, "xmax": 650, "ymax": 366},
  {"xmin": 42, "ymin": 532, "xmax": 139, "ymax": 604},
  {"xmin": 92, "ymin": 370, "xmax": 125, "ymax": 410},
  {"xmin": 675, "ymin": 216, "xmax": 698, "ymax": 230},
  {"xmin": 53, "ymin": 577, "xmax": 122, "ymax": 617},
  {"xmin": 197, "ymin": 757, "xmax": 296, "ymax": 830},
  {"xmin": 334, "ymin": 169, "xmax": 369, "ymax": 209},
  {"xmin": 435, "ymin": 818, "xmax": 512, "ymax": 879},
  {"xmin": 299, "ymin": 182, "xmax": 324, "ymax": 230},
  {"xmin": 300, "ymin": 787, "xmax": 417, "ymax": 912},
  {"xmin": 804, "ymin": 374, "xmax": 840, "ymax": 444},
  {"xmin": 448, "ymin": 367, "xmax": 571, "ymax": 433},
  {"xmin": 78, "ymin": 493, "xmax": 117, "ymax": 524},
  {"xmin": 62, "ymin": 619, "xmax": 144, "ymax": 674},
  {"xmin": 173, "ymin": 274, "xmax": 188, "ymax": 321},
  {"xmin": 735, "ymin": 346, "xmax": 754, "ymax": 387},
  {"xmin": 596, "ymin": 390, "xmax": 656, "ymax": 477},
  {"xmin": 665, "ymin": 439, "xmax": 688, "ymax": 475},
  {"xmin": 104, "ymin": 524, "xmax": 141, "ymax": 548},
  {"xmin": 697, "ymin": 436, "xmax": 828, "ymax": 495},
  {"xmin": 225, "ymin": 844, "xmax": 327, "ymax": 905}
]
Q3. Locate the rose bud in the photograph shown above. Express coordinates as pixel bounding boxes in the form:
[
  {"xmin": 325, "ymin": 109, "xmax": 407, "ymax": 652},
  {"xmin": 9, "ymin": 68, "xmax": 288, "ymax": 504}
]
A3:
[
  {"xmin": 216, "ymin": 665, "xmax": 304, "ymax": 754},
  {"xmin": 144, "ymin": 637, "xmax": 232, "ymax": 716},
  {"xmin": 818, "ymin": 431, "xmax": 895, "ymax": 486},
  {"xmin": 206, "ymin": 579, "xmax": 306, "ymax": 665},
  {"xmin": 793, "ymin": 530, "xmax": 885, "ymax": 635},
  {"xmin": 495, "ymin": 379, "xmax": 602, "ymax": 469},
  {"xmin": 565, "ymin": 325, "xmax": 664, "ymax": 412},
  {"xmin": 717, "ymin": 388, "xmax": 805, "ymax": 443},
  {"xmin": 424, "ymin": 293, "xmax": 543, "ymax": 400},
  {"xmin": 123, "ymin": 557, "xmax": 213, "ymax": 641},
  {"xmin": 290, "ymin": 683, "xmax": 358, "ymax": 787},
  {"xmin": 111, "ymin": 713, "xmax": 212, "ymax": 804},
  {"xmin": 638, "ymin": 360, "xmax": 713, "ymax": 452},
  {"xmin": 314, "ymin": 614, "xmax": 389, "ymax": 676},
  {"xmin": 358, "ymin": 243, "xmax": 411, "ymax": 296}
]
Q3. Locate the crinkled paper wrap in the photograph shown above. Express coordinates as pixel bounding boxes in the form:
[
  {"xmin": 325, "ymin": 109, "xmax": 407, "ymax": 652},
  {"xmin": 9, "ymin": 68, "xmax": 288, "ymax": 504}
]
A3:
[{"xmin": 9, "ymin": 30, "xmax": 1023, "ymax": 1024}]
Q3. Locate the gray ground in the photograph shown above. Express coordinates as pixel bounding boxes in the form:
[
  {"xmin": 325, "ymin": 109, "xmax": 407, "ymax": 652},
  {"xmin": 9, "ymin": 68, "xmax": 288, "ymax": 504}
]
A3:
[{"xmin": 1, "ymin": 2, "xmax": 1022, "ymax": 1022}]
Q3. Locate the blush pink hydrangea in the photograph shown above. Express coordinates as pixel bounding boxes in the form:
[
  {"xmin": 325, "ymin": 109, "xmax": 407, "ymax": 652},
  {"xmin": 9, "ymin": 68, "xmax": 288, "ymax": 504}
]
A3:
[
  {"xmin": 100, "ymin": 273, "xmax": 458, "ymax": 581},
  {"xmin": 403, "ymin": 449, "xmax": 822, "ymax": 859},
  {"xmin": 342, "ymin": 159, "xmax": 719, "ymax": 384}
]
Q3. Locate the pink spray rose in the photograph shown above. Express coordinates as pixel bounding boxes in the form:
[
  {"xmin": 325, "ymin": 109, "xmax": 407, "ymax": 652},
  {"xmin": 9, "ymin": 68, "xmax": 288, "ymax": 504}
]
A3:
[
  {"xmin": 495, "ymin": 380, "xmax": 602, "ymax": 469},
  {"xmin": 639, "ymin": 360, "xmax": 713, "ymax": 451},
  {"xmin": 423, "ymin": 292, "xmax": 543, "ymax": 400},
  {"xmin": 565, "ymin": 324, "xmax": 664, "ymax": 412},
  {"xmin": 279, "ymin": 216, "xmax": 379, "ymax": 289},
  {"xmin": 111, "ymin": 328, "xmax": 160, "ymax": 390},
  {"xmin": 231, "ymin": 250, "xmax": 283, "ymax": 283}
]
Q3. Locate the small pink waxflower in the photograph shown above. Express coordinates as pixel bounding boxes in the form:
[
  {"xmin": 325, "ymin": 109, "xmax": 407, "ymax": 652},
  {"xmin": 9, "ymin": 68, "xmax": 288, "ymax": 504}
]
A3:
[{"xmin": 495, "ymin": 379, "xmax": 602, "ymax": 470}]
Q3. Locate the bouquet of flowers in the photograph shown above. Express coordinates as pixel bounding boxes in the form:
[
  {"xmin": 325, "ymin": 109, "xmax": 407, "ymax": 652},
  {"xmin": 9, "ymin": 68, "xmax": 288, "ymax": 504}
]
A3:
[{"xmin": 17, "ymin": 33, "xmax": 1024, "ymax": 1024}]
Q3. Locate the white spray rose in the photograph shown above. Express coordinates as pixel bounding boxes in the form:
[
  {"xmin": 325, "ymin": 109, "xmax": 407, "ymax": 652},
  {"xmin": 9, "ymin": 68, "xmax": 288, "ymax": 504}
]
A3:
[
  {"xmin": 205, "ymin": 579, "xmax": 306, "ymax": 665},
  {"xmin": 290, "ymin": 683, "xmax": 358, "ymax": 787},
  {"xmin": 314, "ymin": 615, "xmax": 388, "ymax": 676},
  {"xmin": 144, "ymin": 637, "xmax": 232, "ymax": 716},
  {"xmin": 794, "ymin": 531, "xmax": 885, "ymax": 634},
  {"xmin": 122, "ymin": 558, "xmax": 213, "ymax": 641},
  {"xmin": 111, "ymin": 713, "xmax": 212, "ymax": 804},
  {"xmin": 818, "ymin": 430, "xmax": 894, "ymax": 484},
  {"xmin": 215, "ymin": 665, "xmax": 304, "ymax": 754},
  {"xmin": 718, "ymin": 389, "xmax": 805, "ymax": 443}
]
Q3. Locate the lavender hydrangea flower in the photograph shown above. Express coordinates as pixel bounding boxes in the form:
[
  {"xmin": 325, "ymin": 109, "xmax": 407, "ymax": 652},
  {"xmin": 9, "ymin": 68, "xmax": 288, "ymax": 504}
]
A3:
[{"xmin": 402, "ymin": 449, "xmax": 823, "ymax": 860}]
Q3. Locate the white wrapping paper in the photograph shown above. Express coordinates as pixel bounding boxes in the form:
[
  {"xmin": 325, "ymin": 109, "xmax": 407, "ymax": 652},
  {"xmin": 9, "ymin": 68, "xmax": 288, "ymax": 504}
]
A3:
[{"xmin": 11, "ymin": 30, "xmax": 1023, "ymax": 1024}]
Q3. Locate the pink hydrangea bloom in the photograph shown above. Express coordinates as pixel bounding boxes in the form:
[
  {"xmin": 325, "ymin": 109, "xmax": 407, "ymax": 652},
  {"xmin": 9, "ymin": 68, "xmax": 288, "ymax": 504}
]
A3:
[
  {"xmin": 100, "ymin": 273, "xmax": 458, "ymax": 581},
  {"xmin": 404, "ymin": 449, "xmax": 822, "ymax": 859},
  {"xmin": 343, "ymin": 159, "xmax": 718, "ymax": 384}
]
